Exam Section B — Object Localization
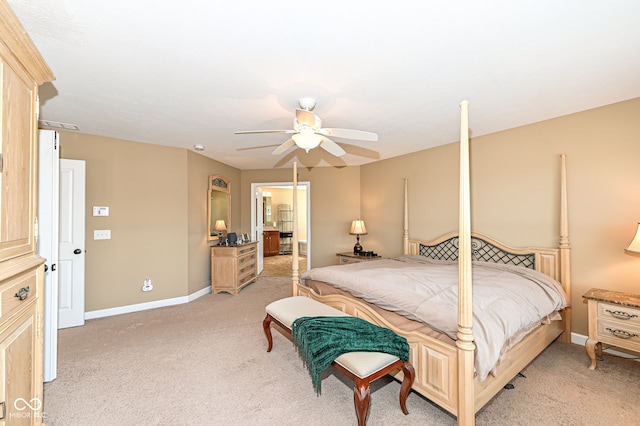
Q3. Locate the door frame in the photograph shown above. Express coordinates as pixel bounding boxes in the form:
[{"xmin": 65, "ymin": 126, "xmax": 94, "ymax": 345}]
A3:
[{"xmin": 250, "ymin": 181, "xmax": 311, "ymax": 273}]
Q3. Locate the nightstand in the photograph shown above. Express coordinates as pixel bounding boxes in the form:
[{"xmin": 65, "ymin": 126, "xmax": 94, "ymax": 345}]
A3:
[
  {"xmin": 336, "ymin": 252, "xmax": 383, "ymax": 265},
  {"xmin": 582, "ymin": 288, "xmax": 640, "ymax": 370}
]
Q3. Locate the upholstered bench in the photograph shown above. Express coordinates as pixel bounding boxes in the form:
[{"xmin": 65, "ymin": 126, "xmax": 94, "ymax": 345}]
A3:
[{"xmin": 263, "ymin": 296, "xmax": 415, "ymax": 426}]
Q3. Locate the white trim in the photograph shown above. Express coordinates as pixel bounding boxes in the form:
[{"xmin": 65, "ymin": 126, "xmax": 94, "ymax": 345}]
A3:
[
  {"xmin": 85, "ymin": 286, "xmax": 212, "ymax": 320},
  {"xmin": 571, "ymin": 332, "xmax": 639, "ymax": 361}
]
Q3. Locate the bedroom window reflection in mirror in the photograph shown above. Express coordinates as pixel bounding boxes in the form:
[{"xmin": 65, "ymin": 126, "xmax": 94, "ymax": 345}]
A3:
[{"xmin": 208, "ymin": 175, "xmax": 230, "ymax": 242}]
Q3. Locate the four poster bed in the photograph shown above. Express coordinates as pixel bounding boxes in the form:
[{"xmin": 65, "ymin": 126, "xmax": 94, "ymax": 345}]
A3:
[{"xmin": 288, "ymin": 102, "xmax": 572, "ymax": 424}]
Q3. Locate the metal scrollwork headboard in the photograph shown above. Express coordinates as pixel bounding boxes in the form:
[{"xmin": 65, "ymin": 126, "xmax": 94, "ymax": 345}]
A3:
[{"xmin": 419, "ymin": 236, "xmax": 536, "ymax": 269}]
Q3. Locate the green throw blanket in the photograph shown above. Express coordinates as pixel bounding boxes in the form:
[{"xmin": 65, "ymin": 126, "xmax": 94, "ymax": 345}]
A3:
[{"xmin": 291, "ymin": 316, "xmax": 410, "ymax": 394}]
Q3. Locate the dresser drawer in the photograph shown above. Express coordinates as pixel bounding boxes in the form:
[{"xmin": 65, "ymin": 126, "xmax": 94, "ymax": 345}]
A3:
[
  {"xmin": 238, "ymin": 269, "xmax": 257, "ymax": 287},
  {"xmin": 238, "ymin": 258, "xmax": 256, "ymax": 280},
  {"xmin": 598, "ymin": 302, "xmax": 640, "ymax": 326},
  {"xmin": 596, "ymin": 318, "xmax": 640, "ymax": 350},
  {"xmin": 237, "ymin": 244, "xmax": 257, "ymax": 257},
  {"xmin": 339, "ymin": 256, "xmax": 358, "ymax": 264},
  {"xmin": 1, "ymin": 270, "xmax": 37, "ymax": 324},
  {"xmin": 238, "ymin": 252, "xmax": 256, "ymax": 268}
]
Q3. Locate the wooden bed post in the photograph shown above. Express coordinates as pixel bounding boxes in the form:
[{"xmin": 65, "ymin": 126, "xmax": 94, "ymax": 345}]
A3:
[
  {"xmin": 559, "ymin": 154, "xmax": 572, "ymax": 342},
  {"xmin": 457, "ymin": 100, "xmax": 475, "ymax": 425},
  {"xmin": 292, "ymin": 161, "xmax": 300, "ymax": 296},
  {"xmin": 403, "ymin": 178, "xmax": 409, "ymax": 255}
]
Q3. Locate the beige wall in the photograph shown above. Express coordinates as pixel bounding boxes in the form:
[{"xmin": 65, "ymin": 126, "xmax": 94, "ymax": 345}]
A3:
[
  {"xmin": 361, "ymin": 97, "xmax": 640, "ymax": 336},
  {"xmin": 56, "ymin": 97, "xmax": 640, "ymax": 338},
  {"xmin": 59, "ymin": 132, "xmax": 240, "ymax": 311}
]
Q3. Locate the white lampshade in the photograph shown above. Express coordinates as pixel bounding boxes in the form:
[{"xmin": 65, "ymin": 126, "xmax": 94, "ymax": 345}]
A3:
[
  {"xmin": 214, "ymin": 220, "xmax": 227, "ymax": 232},
  {"xmin": 625, "ymin": 223, "xmax": 640, "ymax": 255},
  {"xmin": 350, "ymin": 220, "xmax": 367, "ymax": 235}
]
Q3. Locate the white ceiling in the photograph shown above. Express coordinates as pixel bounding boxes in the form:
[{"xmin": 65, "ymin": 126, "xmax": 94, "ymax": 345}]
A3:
[{"xmin": 8, "ymin": 1, "xmax": 640, "ymax": 170}]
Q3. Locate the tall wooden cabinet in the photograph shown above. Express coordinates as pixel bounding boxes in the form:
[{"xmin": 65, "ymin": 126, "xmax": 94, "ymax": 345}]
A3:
[{"xmin": 0, "ymin": 2, "xmax": 55, "ymax": 425}]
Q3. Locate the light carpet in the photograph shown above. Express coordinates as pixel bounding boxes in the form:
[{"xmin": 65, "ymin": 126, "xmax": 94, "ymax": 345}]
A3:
[
  {"xmin": 43, "ymin": 276, "xmax": 640, "ymax": 425},
  {"xmin": 261, "ymin": 254, "xmax": 307, "ymax": 277}
]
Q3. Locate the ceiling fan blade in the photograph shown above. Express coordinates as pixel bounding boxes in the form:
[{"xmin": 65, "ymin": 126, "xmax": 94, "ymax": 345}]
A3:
[
  {"xmin": 234, "ymin": 129, "xmax": 295, "ymax": 135},
  {"xmin": 236, "ymin": 144, "xmax": 281, "ymax": 151},
  {"xmin": 296, "ymin": 109, "xmax": 316, "ymax": 126},
  {"xmin": 320, "ymin": 137, "xmax": 346, "ymax": 157},
  {"xmin": 321, "ymin": 128, "xmax": 378, "ymax": 141},
  {"xmin": 271, "ymin": 139, "xmax": 296, "ymax": 155}
]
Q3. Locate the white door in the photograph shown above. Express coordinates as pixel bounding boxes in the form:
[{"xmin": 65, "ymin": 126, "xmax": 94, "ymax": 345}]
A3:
[
  {"xmin": 58, "ymin": 159, "xmax": 86, "ymax": 329},
  {"xmin": 38, "ymin": 130, "xmax": 59, "ymax": 382},
  {"xmin": 255, "ymin": 187, "xmax": 264, "ymax": 273}
]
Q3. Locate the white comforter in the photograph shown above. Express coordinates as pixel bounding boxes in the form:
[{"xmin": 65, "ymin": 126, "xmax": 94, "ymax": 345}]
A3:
[{"xmin": 301, "ymin": 255, "xmax": 569, "ymax": 381}]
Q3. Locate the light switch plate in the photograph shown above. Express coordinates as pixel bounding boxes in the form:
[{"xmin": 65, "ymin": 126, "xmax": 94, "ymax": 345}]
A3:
[{"xmin": 94, "ymin": 230, "xmax": 111, "ymax": 240}]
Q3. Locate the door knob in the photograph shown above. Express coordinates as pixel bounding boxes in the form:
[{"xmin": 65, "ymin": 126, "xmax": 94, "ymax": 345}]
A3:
[{"xmin": 73, "ymin": 248, "xmax": 82, "ymax": 254}]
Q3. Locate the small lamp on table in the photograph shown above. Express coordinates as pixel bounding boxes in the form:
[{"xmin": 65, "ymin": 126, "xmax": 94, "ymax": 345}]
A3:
[
  {"xmin": 350, "ymin": 219, "xmax": 367, "ymax": 254},
  {"xmin": 625, "ymin": 223, "xmax": 640, "ymax": 256},
  {"xmin": 214, "ymin": 220, "xmax": 227, "ymax": 245}
]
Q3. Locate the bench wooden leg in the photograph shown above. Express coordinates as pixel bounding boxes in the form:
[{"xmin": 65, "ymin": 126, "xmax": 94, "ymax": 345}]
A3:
[
  {"xmin": 336, "ymin": 358, "xmax": 415, "ymax": 426},
  {"xmin": 353, "ymin": 377, "xmax": 371, "ymax": 426},
  {"xmin": 399, "ymin": 361, "xmax": 415, "ymax": 415},
  {"xmin": 262, "ymin": 314, "xmax": 273, "ymax": 352}
]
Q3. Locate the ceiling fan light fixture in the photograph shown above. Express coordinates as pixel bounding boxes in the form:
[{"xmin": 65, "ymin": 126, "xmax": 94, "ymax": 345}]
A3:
[
  {"xmin": 236, "ymin": 98, "xmax": 375, "ymax": 157},
  {"xmin": 292, "ymin": 132, "xmax": 322, "ymax": 152}
]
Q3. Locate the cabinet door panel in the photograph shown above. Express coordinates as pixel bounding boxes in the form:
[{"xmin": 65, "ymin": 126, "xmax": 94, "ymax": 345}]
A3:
[
  {"xmin": 0, "ymin": 57, "xmax": 37, "ymax": 261},
  {"xmin": 0, "ymin": 307, "xmax": 40, "ymax": 425}
]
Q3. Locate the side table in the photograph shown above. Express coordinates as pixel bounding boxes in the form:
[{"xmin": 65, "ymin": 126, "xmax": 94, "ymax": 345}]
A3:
[
  {"xmin": 582, "ymin": 288, "xmax": 640, "ymax": 370},
  {"xmin": 336, "ymin": 252, "xmax": 383, "ymax": 265}
]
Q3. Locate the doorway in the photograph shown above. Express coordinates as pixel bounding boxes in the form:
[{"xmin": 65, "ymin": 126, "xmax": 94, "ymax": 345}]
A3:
[{"xmin": 251, "ymin": 182, "xmax": 311, "ymax": 276}]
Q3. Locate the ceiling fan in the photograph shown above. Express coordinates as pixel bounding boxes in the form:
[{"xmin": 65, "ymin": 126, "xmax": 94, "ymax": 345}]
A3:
[{"xmin": 234, "ymin": 98, "xmax": 378, "ymax": 157}]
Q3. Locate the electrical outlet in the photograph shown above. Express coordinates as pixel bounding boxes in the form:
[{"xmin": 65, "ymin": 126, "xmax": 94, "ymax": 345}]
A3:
[{"xmin": 142, "ymin": 278, "xmax": 153, "ymax": 292}]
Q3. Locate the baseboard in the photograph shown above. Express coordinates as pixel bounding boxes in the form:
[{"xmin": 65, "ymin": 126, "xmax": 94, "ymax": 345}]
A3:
[
  {"xmin": 85, "ymin": 286, "xmax": 212, "ymax": 320},
  {"xmin": 571, "ymin": 332, "xmax": 639, "ymax": 361}
]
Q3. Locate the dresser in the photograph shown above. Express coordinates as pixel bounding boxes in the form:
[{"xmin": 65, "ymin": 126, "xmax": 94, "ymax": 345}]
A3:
[
  {"xmin": 583, "ymin": 288, "xmax": 640, "ymax": 370},
  {"xmin": 211, "ymin": 242, "xmax": 258, "ymax": 294},
  {"xmin": 1, "ymin": 3, "xmax": 55, "ymax": 424},
  {"xmin": 263, "ymin": 230, "xmax": 280, "ymax": 257},
  {"xmin": 336, "ymin": 252, "xmax": 383, "ymax": 265}
]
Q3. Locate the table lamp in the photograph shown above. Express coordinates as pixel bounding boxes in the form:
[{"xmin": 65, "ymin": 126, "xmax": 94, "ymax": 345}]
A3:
[
  {"xmin": 625, "ymin": 223, "xmax": 640, "ymax": 256},
  {"xmin": 214, "ymin": 220, "xmax": 227, "ymax": 244},
  {"xmin": 350, "ymin": 220, "xmax": 367, "ymax": 254}
]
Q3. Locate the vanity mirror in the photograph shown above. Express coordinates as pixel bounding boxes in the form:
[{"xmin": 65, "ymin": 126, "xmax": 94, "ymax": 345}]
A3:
[{"xmin": 208, "ymin": 175, "xmax": 231, "ymax": 242}]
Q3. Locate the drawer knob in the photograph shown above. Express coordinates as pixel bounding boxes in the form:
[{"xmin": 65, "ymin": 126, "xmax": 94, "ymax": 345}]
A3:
[
  {"xmin": 605, "ymin": 327, "xmax": 638, "ymax": 339},
  {"xmin": 14, "ymin": 286, "xmax": 30, "ymax": 301},
  {"xmin": 605, "ymin": 309, "xmax": 638, "ymax": 320}
]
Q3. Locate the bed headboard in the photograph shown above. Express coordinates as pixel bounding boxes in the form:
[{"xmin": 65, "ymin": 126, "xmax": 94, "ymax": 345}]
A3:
[{"xmin": 405, "ymin": 231, "xmax": 561, "ymax": 281}]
